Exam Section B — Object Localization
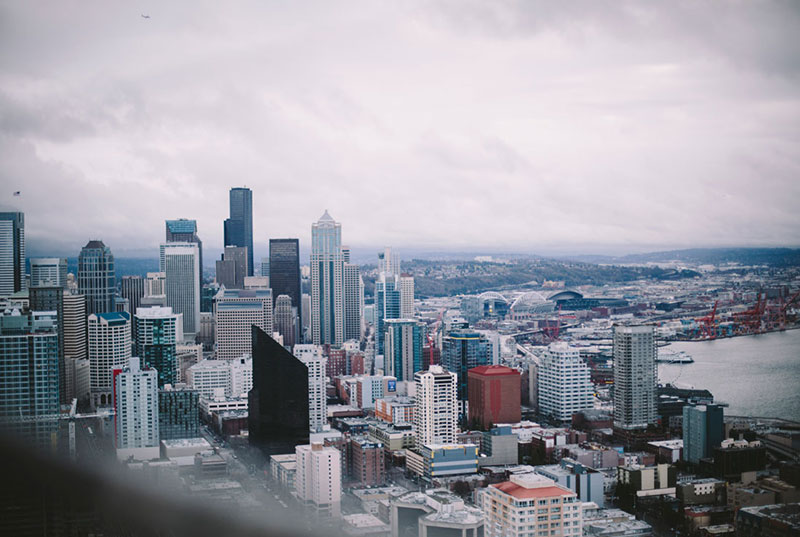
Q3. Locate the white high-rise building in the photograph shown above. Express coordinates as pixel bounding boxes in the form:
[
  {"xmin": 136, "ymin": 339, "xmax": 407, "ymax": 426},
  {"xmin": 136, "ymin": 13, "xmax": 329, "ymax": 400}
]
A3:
[
  {"xmin": 399, "ymin": 274, "xmax": 415, "ymax": 319},
  {"xmin": 377, "ymin": 247, "xmax": 399, "ymax": 276},
  {"xmin": 613, "ymin": 325, "xmax": 658, "ymax": 430},
  {"xmin": 29, "ymin": 257, "xmax": 68, "ymax": 288},
  {"xmin": 295, "ymin": 443, "xmax": 342, "ymax": 519},
  {"xmin": 63, "ymin": 292, "xmax": 87, "ymax": 361},
  {"xmin": 115, "ymin": 357, "xmax": 159, "ymax": 461},
  {"xmin": 145, "ymin": 271, "xmax": 166, "ymax": 297},
  {"xmin": 0, "ymin": 212, "xmax": 25, "ymax": 296},
  {"xmin": 229, "ymin": 354, "xmax": 253, "ymax": 397},
  {"xmin": 310, "ymin": 211, "xmax": 344, "ymax": 345},
  {"xmin": 161, "ymin": 243, "xmax": 200, "ymax": 337},
  {"xmin": 294, "ymin": 344, "xmax": 327, "ymax": 433},
  {"xmin": 538, "ymin": 342, "xmax": 593, "ymax": 423},
  {"xmin": 414, "ymin": 365, "xmax": 457, "ymax": 446},
  {"xmin": 186, "ymin": 360, "xmax": 231, "ymax": 398},
  {"xmin": 88, "ymin": 312, "xmax": 131, "ymax": 408},
  {"xmin": 214, "ymin": 288, "xmax": 273, "ymax": 360}
]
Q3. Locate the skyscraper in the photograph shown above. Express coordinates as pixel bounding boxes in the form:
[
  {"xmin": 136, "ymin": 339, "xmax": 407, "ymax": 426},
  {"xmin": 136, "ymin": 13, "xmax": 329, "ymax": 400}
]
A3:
[
  {"xmin": 538, "ymin": 342, "xmax": 593, "ymax": 423},
  {"xmin": 28, "ymin": 286, "xmax": 66, "ymax": 403},
  {"xmin": 115, "ymin": 357, "xmax": 159, "ymax": 461},
  {"xmin": 377, "ymin": 247, "xmax": 399, "ymax": 276},
  {"xmin": 375, "ymin": 272, "xmax": 401, "ymax": 355},
  {"xmin": 343, "ymin": 262, "xmax": 362, "ymax": 341},
  {"xmin": 441, "ymin": 330, "xmax": 491, "ymax": 416},
  {"xmin": 310, "ymin": 211, "xmax": 344, "ymax": 345},
  {"xmin": 165, "ymin": 219, "xmax": 203, "ymax": 281},
  {"xmin": 78, "ymin": 240, "xmax": 115, "ymax": 315},
  {"xmin": 274, "ymin": 294, "xmax": 297, "ymax": 348},
  {"xmin": 414, "ymin": 366, "xmax": 457, "ymax": 446},
  {"xmin": 120, "ymin": 276, "xmax": 145, "ymax": 328},
  {"xmin": 613, "ymin": 325, "xmax": 657, "ymax": 430},
  {"xmin": 269, "ymin": 238, "xmax": 301, "ymax": 334},
  {"xmin": 293, "ymin": 344, "xmax": 327, "ymax": 433},
  {"xmin": 683, "ymin": 404, "xmax": 724, "ymax": 464},
  {"xmin": 88, "ymin": 312, "xmax": 131, "ymax": 408},
  {"xmin": 161, "ymin": 242, "xmax": 200, "ymax": 337},
  {"xmin": 214, "ymin": 288, "xmax": 273, "ymax": 360},
  {"xmin": 0, "ymin": 212, "xmax": 25, "ymax": 296},
  {"xmin": 384, "ymin": 319, "xmax": 426, "ymax": 381},
  {"xmin": 224, "ymin": 187, "xmax": 253, "ymax": 276},
  {"xmin": 134, "ymin": 306, "xmax": 183, "ymax": 387},
  {"xmin": 62, "ymin": 291, "xmax": 87, "ymax": 402},
  {"xmin": 29, "ymin": 258, "xmax": 67, "ymax": 289},
  {"xmin": 296, "ymin": 443, "xmax": 342, "ymax": 519},
  {"xmin": 399, "ymin": 274, "xmax": 415, "ymax": 319},
  {"xmin": 215, "ymin": 245, "xmax": 247, "ymax": 289},
  {"xmin": 249, "ymin": 327, "xmax": 309, "ymax": 455}
]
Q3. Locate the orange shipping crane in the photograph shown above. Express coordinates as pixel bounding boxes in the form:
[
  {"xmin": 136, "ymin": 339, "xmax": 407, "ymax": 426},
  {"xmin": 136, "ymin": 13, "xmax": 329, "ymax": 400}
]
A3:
[{"xmin": 696, "ymin": 301, "xmax": 718, "ymax": 339}]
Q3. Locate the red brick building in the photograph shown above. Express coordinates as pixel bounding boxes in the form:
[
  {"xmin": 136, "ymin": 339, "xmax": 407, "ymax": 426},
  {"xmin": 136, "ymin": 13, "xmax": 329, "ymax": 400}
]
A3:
[
  {"xmin": 349, "ymin": 437, "xmax": 385, "ymax": 487},
  {"xmin": 468, "ymin": 365, "xmax": 521, "ymax": 430}
]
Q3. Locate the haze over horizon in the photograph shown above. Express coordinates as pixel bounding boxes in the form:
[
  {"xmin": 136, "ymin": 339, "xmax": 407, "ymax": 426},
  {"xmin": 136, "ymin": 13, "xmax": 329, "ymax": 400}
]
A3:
[{"xmin": 2, "ymin": 1, "xmax": 799, "ymax": 256}]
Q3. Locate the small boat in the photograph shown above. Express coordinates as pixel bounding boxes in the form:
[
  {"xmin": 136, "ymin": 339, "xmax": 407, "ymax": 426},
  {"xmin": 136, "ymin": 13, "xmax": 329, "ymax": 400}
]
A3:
[{"xmin": 657, "ymin": 349, "xmax": 694, "ymax": 364}]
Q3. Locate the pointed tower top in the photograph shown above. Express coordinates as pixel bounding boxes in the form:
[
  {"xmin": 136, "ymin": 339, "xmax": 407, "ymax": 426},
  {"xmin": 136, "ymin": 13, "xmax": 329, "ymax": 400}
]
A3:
[{"xmin": 318, "ymin": 209, "xmax": 335, "ymax": 222}]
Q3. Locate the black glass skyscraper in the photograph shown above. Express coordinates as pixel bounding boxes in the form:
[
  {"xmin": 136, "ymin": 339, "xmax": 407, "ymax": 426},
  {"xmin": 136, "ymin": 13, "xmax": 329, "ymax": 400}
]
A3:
[
  {"xmin": 269, "ymin": 238, "xmax": 301, "ymax": 332},
  {"xmin": 248, "ymin": 326, "xmax": 309, "ymax": 455},
  {"xmin": 224, "ymin": 187, "xmax": 253, "ymax": 276}
]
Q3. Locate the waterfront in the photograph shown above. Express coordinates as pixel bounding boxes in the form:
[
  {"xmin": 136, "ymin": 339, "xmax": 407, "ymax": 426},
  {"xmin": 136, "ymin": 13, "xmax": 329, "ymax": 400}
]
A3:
[{"xmin": 658, "ymin": 329, "xmax": 800, "ymax": 421}]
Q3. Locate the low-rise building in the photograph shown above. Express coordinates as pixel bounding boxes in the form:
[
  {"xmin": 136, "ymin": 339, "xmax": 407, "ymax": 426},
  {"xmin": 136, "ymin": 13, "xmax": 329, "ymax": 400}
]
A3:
[
  {"xmin": 270, "ymin": 453, "xmax": 297, "ymax": 490},
  {"xmin": 391, "ymin": 489, "xmax": 484, "ymax": 537},
  {"xmin": 736, "ymin": 503, "xmax": 800, "ymax": 537},
  {"xmin": 676, "ymin": 478, "xmax": 726, "ymax": 506},
  {"xmin": 533, "ymin": 458, "xmax": 605, "ymax": 507},
  {"xmin": 407, "ymin": 444, "xmax": 479, "ymax": 480}
]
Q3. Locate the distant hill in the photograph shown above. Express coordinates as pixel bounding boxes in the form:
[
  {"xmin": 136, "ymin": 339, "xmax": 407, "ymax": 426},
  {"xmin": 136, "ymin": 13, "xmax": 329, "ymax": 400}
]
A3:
[{"xmin": 559, "ymin": 248, "xmax": 800, "ymax": 267}]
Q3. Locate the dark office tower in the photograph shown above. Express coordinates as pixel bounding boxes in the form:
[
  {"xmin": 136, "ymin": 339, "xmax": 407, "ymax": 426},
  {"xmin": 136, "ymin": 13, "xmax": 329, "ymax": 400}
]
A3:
[
  {"xmin": 249, "ymin": 326, "xmax": 309, "ymax": 455},
  {"xmin": 29, "ymin": 286, "xmax": 67, "ymax": 404},
  {"xmin": 0, "ymin": 212, "xmax": 25, "ymax": 296},
  {"xmin": 78, "ymin": 240, "xmax": 115, "ymax": 315},
  {"xmin": 375, "ymin": 273, "xmax": 400, "ymax": 355},
  {"xmin": 120, "ymin": 276, "xmax": 145, "ymax": 319},
  {"xmin": 166, "ymin": 219, "xmax": 203, "ymax": 281},
  {"xmin": 269, "ymin": 238, "xmax": 301, "ymax": 327},
  {"xmin": 441, "ymin": 330, "xmax": 491, "ymax": 417},
  {"xmin": 158, "ymin": 386, "xmax": 200, "ymax": 440},
  {"xmin": 224, "ymin": 187, "xmax": 253, "ymax": 276},
  {"xmin": 343, "ymin": 263, "xmax": 361, "ymax": 341},
  {"xmin": 216, "ymin": 245, "xmax": 247, "ymax": 289},
  {"xmin": 274, "ymin": 294, "xmax": 297, "ymax": 348}
]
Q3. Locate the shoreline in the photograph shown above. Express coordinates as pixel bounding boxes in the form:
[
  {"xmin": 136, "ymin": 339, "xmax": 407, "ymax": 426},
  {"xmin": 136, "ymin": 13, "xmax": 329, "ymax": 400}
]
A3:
[{"xmin": 668, "ymin": 325, "xmax": 800, "ymax": 343}]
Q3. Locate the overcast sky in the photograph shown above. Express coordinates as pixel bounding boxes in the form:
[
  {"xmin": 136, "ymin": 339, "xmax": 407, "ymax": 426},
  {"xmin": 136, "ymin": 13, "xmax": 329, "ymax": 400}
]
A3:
[{"xmin": 1, "ymin": 1, "xmax": 799, "ymax": 258}]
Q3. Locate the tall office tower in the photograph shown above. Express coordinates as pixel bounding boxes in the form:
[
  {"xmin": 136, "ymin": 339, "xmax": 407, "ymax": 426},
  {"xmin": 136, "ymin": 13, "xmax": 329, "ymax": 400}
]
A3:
[
  {"xmin": 384, "ymin": 319, "xmax": 426, "ymax": 382},
  {"xmin": 613, "ymin": 325, "xmax": 657, "ymax": 430},
  {"xmin": 269, "ymin": 239, "xmax": 301, "ymax": 331},
  {"xmin": 468, "ymin": 365, "xmax": 521, "ymax": 430},
  {"xmin": 294, "ymin": 344, "xmax": 327, "ymax": 433},
  {"xmin": 683, "ymin": 404, "xmax": 724, "ymax": 464},
  {"xmin": 249, "ymin": 327, "xmax": 309, "ymax": 455},
  {"xmin": 120, "ymin": 276, "xmax": 145, "ymax": 327},
  {"xmin": 301, "ymin": 293, "xmax": 311, "ymax": 341},
  {"xmin": 377, "ymin": 247, "xmax": 399, "ymax": 276},
  {"xmin": 274, "ymin": 294, "xmax": 297, "ymax": 348},
  {"xmin": 224, "ymin": 187, "xmax": 254, "ymax": 276},
  {"xmin": 88, "ymin": 312, "xmax": 131, "ymax": 407},
  {"xmin": 62, "ymin": 292, "xmax": 87, "ymax": 401},
  {"xmin": 538, "ymin": 342, "xmax": 593, "ymax": 423},
  {"xmin": 165, "ymin": 219, "xmax": 203, "ymax": 282},
  {"xmin": 214, "ymin": 288, "xmax": 273, "ymax": 360},
  {"xmin": 28, "ymin": 286, "xmax": 67, "ymax": 403},
  {"xmin": 441, "ymin": 330, "xmax": 491, "ymax": 416},
  {"xmin": 145, "ymin": 271, "xmax": 166, "ymax": 296},
  {"xmin": 115, "ymin": 357, "xmax": 159, "ymax": 461},
  {"xmin": 134, "ymin": 306, "xmax": 183, "ymax": 387},
  {"xmin": 414, "ymin": 365, "xmax": 457, "ymax": 446},
  {"xmin": 343, "ymin": 263, "xmax": 361, "ymax": 341},
  {"xmin": 398, "ymin": 274, "xmax": 415, "ymax": 319},
  {"xmin": 0, "ymin": 212, "xmax": 25, "ymax": 296},
  {"xmin": 295, "ymin": 443, "xmax": 342, "ymax": 519},
  {"xmin": 161, "ymin": 242, "xmax": 200, "ymax": 337},
  {"xmin": 216, "ymin": 245, "xmax": 247, "ymax": 289},
  {"xmin": 30, "ymin": 257, "xmax": 67, "ymax": 288},
  {"xmin": 0, "ymin": 310, "xmax": 59, "ymax": 449},
  {"xmin": 78, "ymin": 240, "xmax": 115, "ymax": 315},
  {"xmin": 374, "ymin": 272, "xmax": 401, "ymax": 355},
  {"xmin": 259, "ymin": 257, "xmax": 269, "ymax": 278},
  {"xmin": 482, "ymin": 474, "xmax": 581, "ymax": 537},
  {"xmin": 158, "ymin": 385, "xmax": 200, "ymax": 440},
  {"xmin": 310, "ymin": 211, "xmax": 345, "ymax": 345}
]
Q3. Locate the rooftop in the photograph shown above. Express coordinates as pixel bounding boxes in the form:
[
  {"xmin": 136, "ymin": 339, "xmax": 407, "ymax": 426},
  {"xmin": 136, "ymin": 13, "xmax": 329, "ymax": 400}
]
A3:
[
  {"xmin": 493, "ymin": 475, "xmax": 574, "ymax": 499},
  {"xmin": 469, "ymin": 365, "xmax": 520, "ymax": 376}
]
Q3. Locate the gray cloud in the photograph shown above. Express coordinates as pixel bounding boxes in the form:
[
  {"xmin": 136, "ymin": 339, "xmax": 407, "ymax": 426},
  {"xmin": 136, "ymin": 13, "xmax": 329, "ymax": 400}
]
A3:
[{"xmin": 1, "ymin": 0, "xmax": 798, "ymax": 259}]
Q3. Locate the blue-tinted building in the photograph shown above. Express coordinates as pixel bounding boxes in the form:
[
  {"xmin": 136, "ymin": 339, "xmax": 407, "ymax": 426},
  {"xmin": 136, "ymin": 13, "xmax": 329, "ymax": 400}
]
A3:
[
  {"xmin": 683, "ymin": 404, "xmax": 725, "ymax": 464},
  {"xmin": 419, "ymin": 444, "xmax": 478, "ymax": 479},
  {"xmin": 224, "ymin": 187, "xmax": 253, "ymax": 277},
  {"xmin": 375, "ymin": 273, "xmax": 401, "ymax": 355},
  {"xmin": 0, "ymin": 212, "xmax": 25, "ymax": 296},
  {"xmin": 78, "ymin": 240, "xmax": 116, "ymax": 315},
  {"xmin": 384, "ymin": 319, "xmax": 425, "ymax": 381},
  {"xmin": 158, "ymin": 386, "xmax": 200, "ymax": 440},
  {"xmin": 134, "ymin": 306, "xmax": 181, "ymax": 387},
  {"xmin": 441, "ymin": 330, "xmax": 491, "ymax": 413}
]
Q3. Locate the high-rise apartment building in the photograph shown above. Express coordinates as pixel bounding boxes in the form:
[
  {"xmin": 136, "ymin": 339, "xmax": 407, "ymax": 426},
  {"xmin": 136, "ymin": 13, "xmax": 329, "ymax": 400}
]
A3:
[
  {"xmin": 63, "ymin": 292, "xmax": 87, "ymax": 403},
  {"xmin": 442, "ymin": 330, "xmax": 491, "ymax": 415},
  {"xmin": 375, "ymin": 272, "xmax": 401, "ymax": 355},
  {"xmin": 613, "ymin": 325, "xmax": 657, "ymax": 430},
  {"xmin": 384, "ymin": 319, "xmax": 425, "ymax": 381},
  {"xmin": 145, "ymin": 271, "xmax": 166, "ymax": 297},
  {"xmin": 295, "ymin": 443, "xmax": 342, "ymax": 519},
  {"xmin": 28, "ymin": 287, "xmax": 66, "ymax": 403},
  {"xmin": 269, "ymin": 238, "xmax": 301, "ymax": 334},
  {"xmin": 310, "ymin": 211, "xmax": 344, "ymax": 345},
  {"xmin": 161, "ymin": 243, "xmax": 200, "ymax": 337},
  {"xmin": 399, "ymin": 274, "xmax": 414, "ymax": 319},
  {"xmin": 115, "ymin": 357, "xmax": 159, "ymax": 460},
  {"xmin": 30, "ymin": 257, "xmax": 67, "ymax": 289},
  {"xmin": 0, "ymin": 310, "xmax": 59, "ymax": 449},
  {"xmin": 274, "ymin": 294, "xmax": 297, "ymax": 348},
  {"xmin": 683, "ymin": 404, "xmax": 725, "ymax": 464},
  {"xmin": 158, "ymin": 385, "xmax": 200, "ymax": 440},
  {"xmin": 294, "ymin": 344, "xmax": 327, "ymax": 433},
  {"xmin": 468, "ymin": 365, "xmax": 521, "ymax": 429},
  {"xmin": 343, "ymin": 263, "xmax": 362, "ymax": 341},
  {"xmin": 134, "ymin": 306, "xmax": 183, "ymax": 387},
  {"xmin": 224, "ymin": 187, "xmax": 253, "ymax": 276},
  {"xmin": 214, "ymin": 288, "xmax": 273, "ymax": 360},
  {"xmin": 165, "ymin": 219, "xmax": 203, "ymax": 281},
  {"xmin": 216, "ymin": 245, "xmax": 247, "ymax": 289},
  {"xmin": 0, "ymin": 212, "xmax": 25, "ymax": 296},
  {"xmin": 538, "ymin": 342, "xmax": 593, "ymax": 423},
  {"xmin": 414, "ymin": 365, "xmax": 458, "ymax": 446},
  {"xmin": 120, "ymin": 276, "xmax": 145, "ymax": 327},
  {"xmin": 88, "ymin": 312, "xmax": 131, "ymax": 407},
  {"xmin": 349, "ymin": 438, "xmax": 386, "ymax": 488},
  {"xmin": 78, "ymin": 240, "xmax": 115, "ymax": 315}
]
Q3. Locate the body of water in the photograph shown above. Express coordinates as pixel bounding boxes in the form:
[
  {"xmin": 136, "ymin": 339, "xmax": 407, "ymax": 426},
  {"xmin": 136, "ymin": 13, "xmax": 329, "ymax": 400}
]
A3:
[{"xmin": 658, "ymin": 329, "xmax": 800, "ymax": 421}]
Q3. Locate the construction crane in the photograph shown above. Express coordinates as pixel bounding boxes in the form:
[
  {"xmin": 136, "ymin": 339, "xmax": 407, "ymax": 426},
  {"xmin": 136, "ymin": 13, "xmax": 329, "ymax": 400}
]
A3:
[
  {"xmin": 696, "ymin": 301, "xmax": 718, "ymax": 339},
  {"xmin": 8, "ymin": 399, "xmax": 115, "ymax": 460},
  {"xmin": 779, "ymin": 290, "xmax": 800, "ymax": 330}
]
